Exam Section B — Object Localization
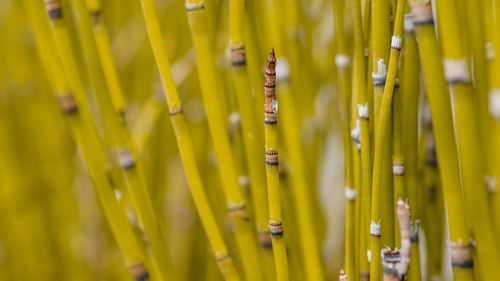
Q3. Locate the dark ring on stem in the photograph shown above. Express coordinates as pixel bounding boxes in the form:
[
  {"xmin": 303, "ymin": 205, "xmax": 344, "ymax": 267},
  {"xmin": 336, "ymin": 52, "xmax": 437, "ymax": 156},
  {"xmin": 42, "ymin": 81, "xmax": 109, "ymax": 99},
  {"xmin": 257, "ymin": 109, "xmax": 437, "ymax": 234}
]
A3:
[
  {"xmin": 411, "ymin": 2, "xmax": 434, "ymax": 26},
  {"xmin": 186, "ymin": 5, "xmax": 205, "ymax": 11},
  {"xmin": 231, "ymin": 46, "xmax": 246, "ymax": 66},
  {"xmin": 129, "ymin": 263, "xmax": 149, "ymax": 281},
  {"xmin": 452, "ymin": 261, "xmax": 474, "ymax": 268},
  {"xmin": 265, "ymin": 71, "xmax": 276, "ymax": 76},
  {"xmin": 372, "ymin": 79, "xmax": 386, "ymax": 87},
  {"xmin": 118, "ymin": 149, "xmax": 136, "ymax": 170},
  {"xmin": 269, "ymin": 222, "xmax": 283, "ymax": 236},
  {"xmin": 450, "ymin": 243, "xmax": 474, "ymax": 268},
  {"xmin": 410, "ymin": 235, "xmax": 419, "ymax": 243},
  {"xmin": 265, "ymin": 119, "xmax": 277, "ymax": 125},
  {"xmin": 259, "ymin": 231, "xmax": 272, "ymax": 248},
  {"xmin": 413, "ymin": 20, "xmax": 434, "ymax": 26},
  {"xmin": 48, "ymin": 9, "xmax": 62, "ymax": 18},
  {"xmin": 232, "ymin": 60, "xmax": 246, "ymax": 66},
  {"xmin": 265, "ymin": 83, "xmax": 276, "ymax": 88},
  {"xmin": 58, "ymin": 95, "xmax": 78, "ymax": 114},
  {"xmin": 446, "ymin": 79, "xmax": 470, "ymax": 86},
  {"xmin": 91, "ymin": 10, "xmax": 101, "ymax": 24}
]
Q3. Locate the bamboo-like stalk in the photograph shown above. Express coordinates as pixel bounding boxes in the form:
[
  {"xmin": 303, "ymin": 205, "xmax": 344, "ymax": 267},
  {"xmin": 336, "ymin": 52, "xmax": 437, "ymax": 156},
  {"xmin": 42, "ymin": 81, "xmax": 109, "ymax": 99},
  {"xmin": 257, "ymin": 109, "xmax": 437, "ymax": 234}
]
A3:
[
  {"xmin": 371, "ymin": 0, "xmax": 395, "ymax": 253},
  {"xmin": 420, "ymin": 110, "xmax": 445, "ymax": 281},
  {"xmin": 400, "ymin": 12, "xmax": 422, "ymax": 281},
  {"xmin": 31, "ymin": 2, "xmax": 152, "ymax": 280},
  {"xmin": 391, "ymin": 79, "xmax": 404, "ymax": 248},
  {"xmin": 264, "ymin": 49, "xmax": 289, "ymax": 281},
  {"xmin": 184, "ymin": 1, "xmax": 265, "ymax": 280},
  {"xmin": 55, "ymin": 1, "xmax": 180, "ymax": 280},
  {"xmin": 369, "ymin": 0, "xmax": 405, "ymax": 279},
  {"xmin": 84, "ymin": 0, "xmax": 126, "ymax": 120},
  {"xmin": 334, "ymin": 0, "xmax": 355, "ymax": 279},
  {"xmin": 436, "ymin": 0, "xmax": 500, "ymax": 279},
  {"xmin": 351, "ymin": 0, "xmax": 371, "ymax": 280},
  {"xmin": 409, "ymin": 1, "xmax": 475, "ymax": 280},
  {"xmin": 137, "ymin": 0, "xmax": 242, "ymax": 279},
  {"xmin": 228, "ymin": 0, "xmax": 271, "ymax": 252},
  {"xmin": 489, "ymin": 0, "xmax": 500, "ymax": 242},
  {"xmin": 278, "ymin": 71, "xmax": 326, "ymax": 281}
]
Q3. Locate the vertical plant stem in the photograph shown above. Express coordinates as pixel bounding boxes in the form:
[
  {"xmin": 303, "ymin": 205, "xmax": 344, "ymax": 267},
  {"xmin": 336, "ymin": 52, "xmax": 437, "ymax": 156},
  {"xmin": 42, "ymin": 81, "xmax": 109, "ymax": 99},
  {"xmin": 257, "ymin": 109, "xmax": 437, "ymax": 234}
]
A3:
[
  {"xmin": 32, "ymin": 2, "xmax": 152, "ymax": 280},
  {"xmin": 369, "ymin": 0, "xmax": 405, "ymax": 279},
  {"xmin": 229, "ymin": 0, "xmax": 271, "ymax": 253},
  {"xmin": 409, "ymin": 1, "xmax": 475, "ymax": 280},
  {"xmin": 334, "ymin": 0, "xmax": 355, "ymax": 279},
  {"xmin": 400, "ymin": 12, "xmax": 422, "ymax": 281},
  {"xmin": 371, "ymin": 0, "xmax": 395, "ymax": 255},
  {"xmin": 264, "ymin": 49, "xmax": 289, "ymax": 281},
  {"xmin": 488, "ymin": 0, "xmax": 500, "ymax": 242},
  {"xmin": 420, "ymin": 109, "xmax": 445, "ymax": 281},
  {"xmin": 184, "ymin": 1, "xmax": 265, "ymax": 279},
  {"xmin": 436, "ymin": 0, "xmax": 500, "ymax": 279},
  {"xmin": 138, "ymin": 0, "xmax": 243, "ymax": 280},
  {"xmin": 351, "ymin": 0, "xmax": 371, "ymax": 280}
]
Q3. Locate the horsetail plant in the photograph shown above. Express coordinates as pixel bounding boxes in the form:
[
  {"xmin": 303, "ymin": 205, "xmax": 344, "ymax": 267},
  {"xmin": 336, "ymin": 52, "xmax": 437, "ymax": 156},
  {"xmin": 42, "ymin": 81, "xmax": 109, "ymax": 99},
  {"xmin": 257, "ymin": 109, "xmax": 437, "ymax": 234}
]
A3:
[
  {"xmin": 264, "ymin": 48, "xmax": 289, "ymax": 281},
  {"xmin": 138, "ymin": 0, "xmax": 242, "ymax": 279},
  {"xmin": 369, "ymin": 0, "xmax": 405, "ymax": 279},
  {"xmin": 409, "ymin": 1, "xmax": 475, "ymax": 279},
  {"xmin": 30, "ymin": 1, "xmax": 153, "ymax": 280}
]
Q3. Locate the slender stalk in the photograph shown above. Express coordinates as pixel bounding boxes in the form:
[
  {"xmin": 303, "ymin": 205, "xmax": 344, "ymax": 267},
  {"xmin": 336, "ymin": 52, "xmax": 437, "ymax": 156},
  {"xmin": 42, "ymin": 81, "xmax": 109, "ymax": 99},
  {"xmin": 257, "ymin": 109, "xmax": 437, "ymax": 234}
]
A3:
[
  {"xmin": 351, "ymin": 0, "xmax": 371, "ymax": 280},
  {"xmin": 489, "ymin": 0, "xmax": 500, "ymax": 242},
  {"xmin": 56, "ymin": 1, "xmax": 179, "ymax": 279},
  {"xmin": 409, "ymin": 1, "xmax": 474, "ymax": 280},
  {"xmin": 400, "ymin": 12, "xmax": 422, "ymax": 281},
  {"xmin": 391, "ymin": 80, "xmax": 404, "ymax": 248},
  {"xmin": 369, "ymin": 0, "xmax": 405, "ymax": 279},
  {"xmin": 229, "ymin": 0, "xmax": 271, "ymax": 252},
  {"xmin": 138, "ymin": 0, "xmax": 242, "ymax": 279},
  {"xmin": 371, "ymin": 0, "xmax": 395, "ymax": 253},
  {"xmin": 84, "ymin": 0, "xmax": 126, "ymax": 120},
  {"xmin": 436, "ymin": 0, "xmax": 500, "ymax": 279},
  {"xmin": 334, "ymin": 0, "xmax": 355, "ymax": 279},
  {"xmin": 264, "ymin": 49, "xmax": 289, "ymax": 281},
  {"xmin": 184, "ymin": 1, "xmax": 265, "ymax": 279},
  {"xmin": 32, "ymin": 2, "xmax": 151, "ymax": 280},
  {"xmin": 420, "ymin": 110, "xmax": 445, "ymax": 281},
  {"xmin": 277, "ymin": 73, "xmax": 326, "ymax": 281}
]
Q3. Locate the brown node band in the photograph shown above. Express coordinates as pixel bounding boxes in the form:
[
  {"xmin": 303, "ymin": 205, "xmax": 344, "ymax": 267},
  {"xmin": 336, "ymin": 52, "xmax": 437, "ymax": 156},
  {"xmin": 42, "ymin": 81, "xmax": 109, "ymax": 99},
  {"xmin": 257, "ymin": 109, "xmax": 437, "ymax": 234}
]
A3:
[
  {"xmin": 129, "ymin": 262, "xmax": 149, "ymax": 281},
  {"xmin": 382, "ymin": 249, "xmax": 403, "ymax": 280},
  {"xmin": 265, "ymin": 152, "xmax": 279, "ymax": 166},
  {"xmin": 411, "ymin": 2, "xmax": 433, "ymax": 25},
  {"xmin": 45, "ymin": 0, "xmax": 62, "ymax": 18},
  {"xmin": 264, "ymin": 82, "xmax": 276, "ymax": 89},
  {"xmin": 231, "ymin": 46, "xmax": 246, "ymax": 66},
  {"xmin": 259, "ymin": 230, "xmax": 272, "ymax": 248},
  {"xmin": 58, "ymin": 95, "xmax": 78, "ymax": 114},
  {"xmin": 269, "ymin": 222, "xmax": 283, "ymax": 236},
  {"xmin": 450, "ymin": 243, "xmax": 473, "ymax": 268},
  {"xmin": 228, "ymin": 204, "xmax": 249, "ymax": 221}
]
